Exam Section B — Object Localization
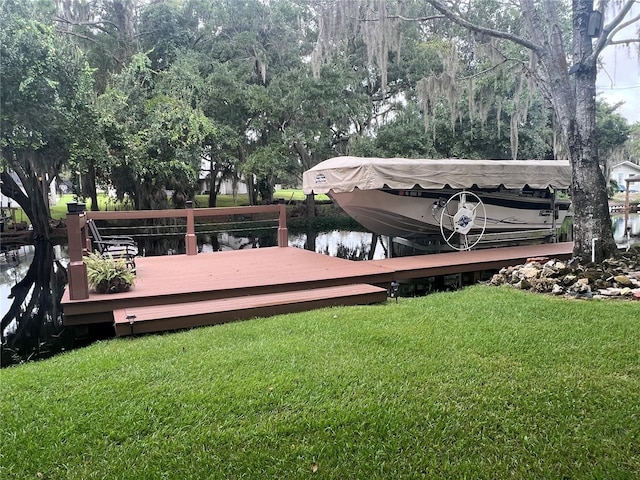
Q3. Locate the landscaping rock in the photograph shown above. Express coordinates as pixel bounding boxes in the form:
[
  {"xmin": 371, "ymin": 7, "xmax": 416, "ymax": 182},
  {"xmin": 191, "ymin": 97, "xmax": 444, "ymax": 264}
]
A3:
[
  {"xmin": 486, "ymin": 248, "xmax": 640, "ymax": 301},
  {"xmin": 613, "ymin": 275, "xmax": 633, "ymax": 287},
  {"xmin": 520, "ymin": 266, "xmax": 540, "ymax": 280}
]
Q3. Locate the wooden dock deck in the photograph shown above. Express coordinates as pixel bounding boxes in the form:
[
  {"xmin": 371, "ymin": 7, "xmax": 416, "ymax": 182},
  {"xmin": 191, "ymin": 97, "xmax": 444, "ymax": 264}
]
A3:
[
  {"xmin": 62, "ymin": 243, "xmax": 574, "ymax": 336},
  {"xmin": 372, "ymin": 241, "xmax": 575, "ymax": 279}
]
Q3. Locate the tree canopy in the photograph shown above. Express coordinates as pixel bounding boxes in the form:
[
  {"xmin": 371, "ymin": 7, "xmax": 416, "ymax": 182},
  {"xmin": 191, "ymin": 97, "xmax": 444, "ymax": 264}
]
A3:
[
  {"xmin": 1, "ymin": 0, "xmax": 95, "ymax": 237},
  {"xmin": 2, "ymin": 0, "xmax": 638, "ymax": 259}
]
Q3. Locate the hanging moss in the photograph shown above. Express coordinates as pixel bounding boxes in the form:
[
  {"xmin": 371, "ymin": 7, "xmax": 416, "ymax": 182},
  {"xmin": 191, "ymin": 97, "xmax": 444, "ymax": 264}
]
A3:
[{"xmin": 313, "ymin": 1, "xmax": 542, "ymax": 160}]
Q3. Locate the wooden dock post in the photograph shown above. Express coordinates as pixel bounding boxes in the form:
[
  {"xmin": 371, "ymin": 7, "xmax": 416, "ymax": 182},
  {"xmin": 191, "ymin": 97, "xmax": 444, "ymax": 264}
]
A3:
[
  {"xmin": 66, "ymin": 202, "xmax": 89, "ymax": 300},
  {"xmin": 277, "ymin": 200, "xmax": 288, "ymax": 247},
  {"xmin": 185, "ymin": 201, "xmax": 197, "ymax": 255}
]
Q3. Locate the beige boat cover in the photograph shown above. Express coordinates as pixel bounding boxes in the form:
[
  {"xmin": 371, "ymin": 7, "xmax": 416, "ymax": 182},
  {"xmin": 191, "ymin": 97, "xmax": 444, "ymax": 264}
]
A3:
[{"xmin": 302, "ymin": 157, "xmax": 572, "ymax": 194}]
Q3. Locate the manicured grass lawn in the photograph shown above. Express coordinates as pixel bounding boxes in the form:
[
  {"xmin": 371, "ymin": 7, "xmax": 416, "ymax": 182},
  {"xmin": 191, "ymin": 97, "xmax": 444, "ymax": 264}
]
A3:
[
  {"xmin": 612, "ymin": 191, "xmax": 640, "ymax": 203},
  {"xmin": 2, "ymin": 286, "xmax": 639, "ymax": 479},
  {"xmin": 195, "ymin": 190, "xmax": 330, "ymax": 205},
  {"xmin": 15, "ymin": 194, "xmax": 132, "ymax": 222},
  {"xmin": 273, "ymin": 189, "xmax": 330, "ymax": 203},
  {"xmin": 194, "ymin": 193, "xmax": 250, "ymax": 207},
  {"xmin": 49, "ymin": 194, "xmax": 131, "ymax": 219},
  {"xmin": 37, "ymin": 191, "xmax": 325, "ymax": 221}
]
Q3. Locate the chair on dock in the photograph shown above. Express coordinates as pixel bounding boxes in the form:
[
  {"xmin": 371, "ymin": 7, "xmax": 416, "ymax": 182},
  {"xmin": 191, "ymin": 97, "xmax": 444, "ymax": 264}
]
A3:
[{"xmin": 87, "ymin": 218, "xmax": 138, "ymax": 269}]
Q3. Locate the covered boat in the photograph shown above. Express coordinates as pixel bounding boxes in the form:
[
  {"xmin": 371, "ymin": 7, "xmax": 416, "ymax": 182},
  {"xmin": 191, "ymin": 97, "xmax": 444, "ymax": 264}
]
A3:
[{"xmin": 302, "ymin": 157, "xmax": 572, "ymax": 243}]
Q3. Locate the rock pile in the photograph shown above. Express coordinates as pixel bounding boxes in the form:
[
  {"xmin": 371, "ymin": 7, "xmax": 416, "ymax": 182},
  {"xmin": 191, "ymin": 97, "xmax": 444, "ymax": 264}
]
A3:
[{"xmin": 489, "ymin": 245, "xmax": 640, "ymax": 300}]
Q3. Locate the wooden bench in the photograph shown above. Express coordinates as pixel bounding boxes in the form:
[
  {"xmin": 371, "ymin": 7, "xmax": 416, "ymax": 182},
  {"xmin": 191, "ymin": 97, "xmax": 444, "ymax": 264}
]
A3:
[{"xmin": 113, "ymin": 283, "xmax": 389, "ymax": 336}]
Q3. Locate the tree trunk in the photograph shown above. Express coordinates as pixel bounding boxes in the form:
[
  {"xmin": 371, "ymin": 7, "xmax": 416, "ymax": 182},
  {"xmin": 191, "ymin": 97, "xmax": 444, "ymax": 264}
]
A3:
[
  {"xmin": 247, "ymin": 175, "xmax": 258, "ymax": 206},
  {"xmin": 208, "ymin": 187, "xmax": 218, "ymax": 208},
  {"xmin": 305, "ymin": 193, "xmax": 316, "ymax": 219},
  {"xmin": 208, "ymin": 161, "xmax": 218, "ymax": 207},
  {"xmin": 210, "ymin": 174, "xmax": 225, "ymax": 208},
  {"xmin": 569, "ymin": 71, "xmax": 618, "ymax": 262},
  {"xmin": 0, "ymin": 166, "xmax": 51, "ymax": 241},
  {"xmin": 568, "ymin": 0, "xmax": 618, "ymax": 261},
  {"xmin": 85, "ymin": 160, "xmax": 99, "ymax": 211},
  {"xmin": 293, "ymin": 143, "xmax": 317, "ymax": 219},
  {"xmin": 524, "ymin": 0, "xmax": 618, "ymax": 262}
]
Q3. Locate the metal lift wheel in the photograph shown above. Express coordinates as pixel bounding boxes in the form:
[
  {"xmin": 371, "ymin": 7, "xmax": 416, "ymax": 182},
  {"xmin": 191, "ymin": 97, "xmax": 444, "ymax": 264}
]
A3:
[{"xmin": 439, "ymin": 191, "xmax": 487, "ymax": 251}]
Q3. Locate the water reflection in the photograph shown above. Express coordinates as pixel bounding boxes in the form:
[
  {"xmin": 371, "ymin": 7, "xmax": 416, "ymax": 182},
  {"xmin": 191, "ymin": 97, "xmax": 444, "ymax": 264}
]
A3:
[
  {"xmin": 289, "ymin": 230, "xmax": 387, "ymax": 259},
  {"xmin": 612, "ymin": 213, "xmax": 640, "ymax": 248},
  {"xmin": 1, "ymin": 241, "xmax": 70, "ymax": 365}
]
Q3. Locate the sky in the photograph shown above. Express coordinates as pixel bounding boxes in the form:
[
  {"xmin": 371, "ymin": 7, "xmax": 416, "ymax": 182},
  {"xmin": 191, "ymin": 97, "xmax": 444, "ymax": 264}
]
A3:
[
  {"xmin": 597, "ymin": 45, "xmax": 640, "ymax": 124},
  {"xmin": 595, "ymin": 5, "xmax": 640, "ymax": 124}
]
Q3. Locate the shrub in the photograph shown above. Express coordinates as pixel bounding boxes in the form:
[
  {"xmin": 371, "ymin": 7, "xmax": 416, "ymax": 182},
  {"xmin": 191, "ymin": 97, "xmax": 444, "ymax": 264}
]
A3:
[{"xmin": 84, "ymin": 251, "xmax": 135, "ymax": 294}]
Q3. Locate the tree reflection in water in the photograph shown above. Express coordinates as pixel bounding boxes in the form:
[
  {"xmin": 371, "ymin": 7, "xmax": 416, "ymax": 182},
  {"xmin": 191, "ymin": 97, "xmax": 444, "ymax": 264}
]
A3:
[{"xmin": 1, "ymin": 240, "xmax": 70, "ymax": 366}]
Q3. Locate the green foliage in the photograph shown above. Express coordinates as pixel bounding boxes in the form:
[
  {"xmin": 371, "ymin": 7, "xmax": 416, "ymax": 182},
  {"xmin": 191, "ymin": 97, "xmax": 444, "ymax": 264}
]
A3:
[
  {"xmin": 139, "ymin": 0, "xmax": 194, "ymax": 71},
  {"xmin": 628, "ymin": 123, "xmax": 640, "ymax": 163},
  {"xmin": 1, "ymin": 0, "xmax": 94, "ymax": 232},
  {"xmin": 84, "ymin": 251, "xmax": 135, "ymax": 294},
  {"xmin": 597, "ymin": 100, "xmax": 631, "ymax": 163},
  {"xmin": 2, "ymin": 286, "xmax": 639, "ymax": 478},
  {"xmin": 97, "ymin": 52, "xmax": 215, "ymax": 209}
]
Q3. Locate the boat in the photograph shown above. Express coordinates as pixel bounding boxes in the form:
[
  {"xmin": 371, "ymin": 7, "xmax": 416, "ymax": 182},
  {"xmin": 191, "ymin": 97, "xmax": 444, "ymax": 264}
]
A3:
[{"xmin": 302, "ymin": 157, "xmax": 572, "ymax": 245}]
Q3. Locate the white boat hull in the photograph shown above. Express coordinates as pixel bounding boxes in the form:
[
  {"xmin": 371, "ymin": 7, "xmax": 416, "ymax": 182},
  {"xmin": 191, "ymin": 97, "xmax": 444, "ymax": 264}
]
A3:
[{"xmin": 330, "ymin": 189, "xmax": 570, "ymax": 239}]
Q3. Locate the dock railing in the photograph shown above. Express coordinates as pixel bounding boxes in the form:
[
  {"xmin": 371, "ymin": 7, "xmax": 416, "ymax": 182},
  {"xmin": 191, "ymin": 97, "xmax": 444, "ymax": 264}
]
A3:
[{"xmin": 65, "ymin": 201, "xmax": 289, "ymax": 300}]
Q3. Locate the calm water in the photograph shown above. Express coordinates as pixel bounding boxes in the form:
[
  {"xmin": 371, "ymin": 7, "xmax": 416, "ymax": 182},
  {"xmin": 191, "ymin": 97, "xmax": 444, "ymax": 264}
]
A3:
[{"xmin": 612, "ymin": 213, "xmax": 640, "ymax": 248}]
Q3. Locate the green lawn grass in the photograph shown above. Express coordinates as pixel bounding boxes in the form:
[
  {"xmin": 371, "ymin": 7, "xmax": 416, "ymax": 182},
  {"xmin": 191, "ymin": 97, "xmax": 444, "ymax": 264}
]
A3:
[
  {"xmin": 612, "ymin": 191, "xmax": 640, "ymax": 203},
  {"xmin": 49, "ymin": 194, "xmax": 130, "ymax": 219},
  {"xmin": 194, "ymin": 193, "xmax": 251, "ymax": 207},
  {"xmin": 35, "ymin": 191, "xmax": 324, "ymax": 221},
  {"xmin": 16, "ymin": 194, "xmax": 132, "ymax": 222},
  {"xmin": 2, "ymin": 286, "xmax": 638, "ymax": 479},
  {"xmin": 273, "ymin": 189, "xmax": 331, "ymax": 203}
]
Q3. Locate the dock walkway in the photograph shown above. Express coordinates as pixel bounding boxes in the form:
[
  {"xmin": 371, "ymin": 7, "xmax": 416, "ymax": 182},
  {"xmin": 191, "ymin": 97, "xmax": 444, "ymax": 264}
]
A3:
[{"xmin": 62, "ymin": 243, "xmax": 573, "ymax": 336}]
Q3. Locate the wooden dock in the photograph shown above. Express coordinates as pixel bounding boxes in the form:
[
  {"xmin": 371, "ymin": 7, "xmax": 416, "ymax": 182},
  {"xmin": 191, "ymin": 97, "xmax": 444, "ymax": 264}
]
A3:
[{"xmin": 62, "ymin": 243, "xmax": 573, "ymax": 336}]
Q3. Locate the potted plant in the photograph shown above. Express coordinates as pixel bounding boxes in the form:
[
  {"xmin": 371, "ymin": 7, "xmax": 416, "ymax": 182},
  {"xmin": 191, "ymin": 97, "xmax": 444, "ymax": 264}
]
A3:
[{"xmin": 84, "ymin": 251, "xmax": 135, "ymax": 294}]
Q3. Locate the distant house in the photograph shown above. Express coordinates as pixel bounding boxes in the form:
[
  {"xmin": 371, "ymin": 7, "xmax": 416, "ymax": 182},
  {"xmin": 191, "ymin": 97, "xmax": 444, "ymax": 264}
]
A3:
[
  {"xmin": 610, "ymin": 161, "xmax": 640, "ymax": 191},
  {"xmin": 198, "ymin": 158, "xmax": 248, "ymax": 195}
]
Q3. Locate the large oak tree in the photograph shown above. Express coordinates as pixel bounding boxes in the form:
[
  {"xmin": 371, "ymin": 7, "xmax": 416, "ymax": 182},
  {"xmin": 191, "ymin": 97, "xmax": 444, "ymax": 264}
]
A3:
[
  {"xmin": 1, "ymin": 0, "xmax": 93, "ymax": 239},
  {"xmin": 313, "ymin": 0, "xmax": 639, "ymax": 262}
]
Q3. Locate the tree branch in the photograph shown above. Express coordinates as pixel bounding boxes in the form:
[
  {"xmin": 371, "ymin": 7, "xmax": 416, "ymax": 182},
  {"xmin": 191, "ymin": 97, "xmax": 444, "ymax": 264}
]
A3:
[
  {"xmin": 591, "ymin": 0, "xmax": 638, "ymax": 59},
  {"xmin": 426, "ymin": 0, "xmax": 541, "ymax": 53},
  {"xmin": 53, "ymin": 16, "xmax": 120, "ymax": 34},
  {"xmin": 459, "ymin": 57, "xmax": 512, "ymax": 80},
  {"xmin": 607, "ymin": 38, "xmax": 640, "ymax": 46},
  {"xmin": 609, "ymin": 12, "xmax": 640, "ymax": 37},
  {"xmin": 385, "ymin": 14, "xmax": 445, "ymax": 22},
  {"xmin": 55, "ymin": 29, "xmax": 125, "ymax": 68}
]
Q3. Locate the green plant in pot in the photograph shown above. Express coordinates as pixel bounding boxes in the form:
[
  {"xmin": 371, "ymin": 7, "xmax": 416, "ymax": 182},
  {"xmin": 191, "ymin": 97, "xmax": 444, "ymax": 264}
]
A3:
[{"xmin": 84, "ymin": 251, "xmax": 136, "ymax": 294}]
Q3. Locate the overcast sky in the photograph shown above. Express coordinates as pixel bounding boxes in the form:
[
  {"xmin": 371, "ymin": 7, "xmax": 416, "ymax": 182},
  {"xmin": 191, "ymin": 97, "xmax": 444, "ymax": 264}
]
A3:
[
  {"xmin": 595, "ymin": 5, "xmax": 640, "ymax": 124},
  {"xmin": 597, "ymin": 46, "xmax": 640, "ymax": 124}
]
